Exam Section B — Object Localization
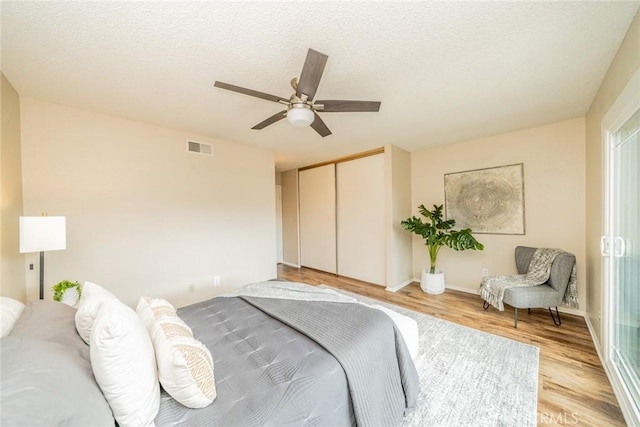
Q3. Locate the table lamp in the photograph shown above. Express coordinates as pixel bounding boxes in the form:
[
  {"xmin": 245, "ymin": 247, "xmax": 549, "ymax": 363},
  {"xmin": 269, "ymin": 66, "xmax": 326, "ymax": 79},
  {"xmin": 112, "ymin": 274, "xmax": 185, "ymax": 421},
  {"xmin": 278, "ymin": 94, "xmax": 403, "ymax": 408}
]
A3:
[{"xmin": 19, "ymin": 215, "xmax": 66, "ymax": 299}]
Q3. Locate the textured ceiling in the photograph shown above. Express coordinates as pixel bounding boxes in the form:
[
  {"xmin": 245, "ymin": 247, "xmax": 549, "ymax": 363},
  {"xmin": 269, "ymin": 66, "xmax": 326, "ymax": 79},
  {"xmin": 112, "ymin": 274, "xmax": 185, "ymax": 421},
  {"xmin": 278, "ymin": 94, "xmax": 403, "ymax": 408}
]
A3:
[{"xmin": 2, "ymin": 1, "xmax": 638, "ymax": 171}]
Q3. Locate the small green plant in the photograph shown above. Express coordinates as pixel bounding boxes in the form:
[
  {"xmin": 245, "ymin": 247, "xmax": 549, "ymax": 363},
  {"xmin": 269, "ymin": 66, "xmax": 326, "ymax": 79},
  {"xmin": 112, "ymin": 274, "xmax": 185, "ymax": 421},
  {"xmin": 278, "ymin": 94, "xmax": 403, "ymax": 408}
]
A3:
[
  {"xmin": 52, "ymin": 280, "xmax": 81, "ymax": 302},
  {"xmin": 401, "ymin": 204, "xmax": 484, "ymax": 274}
]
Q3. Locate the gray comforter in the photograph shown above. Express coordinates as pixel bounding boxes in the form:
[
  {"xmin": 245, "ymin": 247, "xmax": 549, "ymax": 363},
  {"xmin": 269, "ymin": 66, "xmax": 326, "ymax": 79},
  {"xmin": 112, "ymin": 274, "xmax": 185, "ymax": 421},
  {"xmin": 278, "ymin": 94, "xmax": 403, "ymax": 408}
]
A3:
[
  {"xmin": 243, "ymin": 296, "xmax": 419, "ymax": 427},
  {"xmin": 156, "ymin": 296, "xmax": 354, "ymax": 426},
  {"xmin": 156, "ymin": 292, "xmax": 418, "ymax": 426}
]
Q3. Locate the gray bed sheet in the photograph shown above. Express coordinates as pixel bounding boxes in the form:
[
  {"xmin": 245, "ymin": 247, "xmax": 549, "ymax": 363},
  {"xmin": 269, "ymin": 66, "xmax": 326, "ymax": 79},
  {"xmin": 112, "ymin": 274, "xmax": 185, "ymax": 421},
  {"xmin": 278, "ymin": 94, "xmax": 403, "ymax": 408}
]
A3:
[
  {"xmin": 155, "ymin": 296, "xmax": 354, "ymax": 426},
  {"xmin": 2, "ymin": 301, "xmax": 114, "ymax": 426}
]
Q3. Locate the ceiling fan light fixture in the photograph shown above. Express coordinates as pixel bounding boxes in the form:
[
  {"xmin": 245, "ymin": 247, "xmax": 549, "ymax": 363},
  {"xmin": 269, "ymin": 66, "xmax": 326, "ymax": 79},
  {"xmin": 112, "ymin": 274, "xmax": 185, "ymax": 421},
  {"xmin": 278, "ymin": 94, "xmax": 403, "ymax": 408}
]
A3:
[
  {"xmin": 214, "ymin": 48, "xmax": 380, "ymax": 137},
  {"xmin": 287, "ymin": 104, "xmax": 314, "ymax": 127}
]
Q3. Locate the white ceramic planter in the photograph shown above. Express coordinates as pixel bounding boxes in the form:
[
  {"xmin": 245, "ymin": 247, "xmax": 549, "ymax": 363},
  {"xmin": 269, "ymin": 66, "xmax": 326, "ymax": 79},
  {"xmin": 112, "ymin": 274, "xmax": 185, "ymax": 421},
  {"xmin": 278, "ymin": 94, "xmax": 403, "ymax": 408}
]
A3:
[
  {"xmin": 61, "ymin": 287, "xmax": 79, "ymax": 307},
  {"xmin": 420, "ymin": 270, "xmax": 445, "ymax": 294}
]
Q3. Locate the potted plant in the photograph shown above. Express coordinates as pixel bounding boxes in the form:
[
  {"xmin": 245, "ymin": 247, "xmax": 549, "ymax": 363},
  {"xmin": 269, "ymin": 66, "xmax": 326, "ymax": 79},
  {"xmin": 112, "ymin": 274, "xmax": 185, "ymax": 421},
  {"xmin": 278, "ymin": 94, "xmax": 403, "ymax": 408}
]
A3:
[
  {"xmin": 401, "ymin": 204, "xmax": 484, "ymax": 294},
  {"xmin": 52, "ymin": 280, "xmax": 82, "ymax": 307}
]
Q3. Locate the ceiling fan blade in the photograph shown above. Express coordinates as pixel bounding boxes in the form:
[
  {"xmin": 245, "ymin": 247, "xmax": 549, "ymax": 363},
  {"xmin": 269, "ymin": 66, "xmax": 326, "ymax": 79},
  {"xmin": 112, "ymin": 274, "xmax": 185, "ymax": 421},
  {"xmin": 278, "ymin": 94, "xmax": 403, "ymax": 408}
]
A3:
[
  {"xmin": 310, "ymin": 112, "xmax": 332, "ymax": 137},
  {"xmin": 315, "ymin": 100, "xmax": 381, "ymax": 112},
  {"xmin": 296, "ymin": 49, "xmax": 328, "ymax": 101},
  {"xmin": 214, "ymin": 81, "xmax": 286, "ymax": 103},
  {"xmin": 252, "ymin": 110, "xmax": 288, "ymax": 130}
]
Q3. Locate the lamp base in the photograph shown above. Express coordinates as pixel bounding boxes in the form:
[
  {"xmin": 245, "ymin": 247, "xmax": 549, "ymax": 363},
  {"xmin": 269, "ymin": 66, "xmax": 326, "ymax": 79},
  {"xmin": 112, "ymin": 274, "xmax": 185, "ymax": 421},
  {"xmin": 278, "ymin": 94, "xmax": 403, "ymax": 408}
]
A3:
[{"xmin": 39, "ymin": 251, "xmax": 45, "ymax": 300}]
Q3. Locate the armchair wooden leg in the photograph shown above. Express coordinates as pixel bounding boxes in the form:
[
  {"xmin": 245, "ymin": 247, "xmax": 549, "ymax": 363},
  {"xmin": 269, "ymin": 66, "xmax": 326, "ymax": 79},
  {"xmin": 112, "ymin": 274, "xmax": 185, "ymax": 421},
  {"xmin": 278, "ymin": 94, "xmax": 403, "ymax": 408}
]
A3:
[
  {"xmin": 514, "ymin": 308, "xmax": 518, "ymax": 328},
  {"xmin": 548, "ymin": 307, "xmax": 561, "ymax": 326},
  {"xmin": 483, "ymin": 301, "xmax": 490, "ymax": 311}
]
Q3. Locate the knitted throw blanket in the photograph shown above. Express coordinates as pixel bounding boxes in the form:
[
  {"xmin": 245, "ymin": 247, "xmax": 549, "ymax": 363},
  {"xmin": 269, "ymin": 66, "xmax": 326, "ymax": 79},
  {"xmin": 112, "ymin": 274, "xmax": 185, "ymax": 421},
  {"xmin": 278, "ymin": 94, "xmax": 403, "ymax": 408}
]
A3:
[{"xmin": 480, "ymin": 248, "xmax": 579, "ymax": 311}]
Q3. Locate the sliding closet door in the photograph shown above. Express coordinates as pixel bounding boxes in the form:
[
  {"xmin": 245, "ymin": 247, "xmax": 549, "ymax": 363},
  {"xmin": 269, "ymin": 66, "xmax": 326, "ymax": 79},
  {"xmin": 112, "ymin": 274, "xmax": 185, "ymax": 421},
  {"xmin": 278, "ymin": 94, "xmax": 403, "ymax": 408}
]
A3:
[
  {"xmin": 337, "ymin": 154, "xmax": 385, "ymax": 285},
  {"xmin": 299, "ymin": 164, "xmax": 336, "ymax": 273}
]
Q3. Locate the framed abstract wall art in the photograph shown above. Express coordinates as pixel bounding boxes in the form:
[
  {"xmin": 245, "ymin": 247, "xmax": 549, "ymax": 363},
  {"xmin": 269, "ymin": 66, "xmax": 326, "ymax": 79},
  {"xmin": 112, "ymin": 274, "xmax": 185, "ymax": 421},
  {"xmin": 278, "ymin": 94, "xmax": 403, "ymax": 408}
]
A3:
[{"xmin": 444, "ymin": 163, "xmax": 525, "ymax": 235}]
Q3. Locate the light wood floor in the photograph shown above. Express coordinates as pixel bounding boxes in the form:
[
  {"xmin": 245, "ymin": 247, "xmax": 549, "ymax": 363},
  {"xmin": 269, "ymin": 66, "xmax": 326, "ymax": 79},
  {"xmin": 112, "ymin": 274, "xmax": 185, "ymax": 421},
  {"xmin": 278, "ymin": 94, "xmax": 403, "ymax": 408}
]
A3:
[{"xmin": 277, "ymin": 264, "xmax": 626, "ymax": 427}]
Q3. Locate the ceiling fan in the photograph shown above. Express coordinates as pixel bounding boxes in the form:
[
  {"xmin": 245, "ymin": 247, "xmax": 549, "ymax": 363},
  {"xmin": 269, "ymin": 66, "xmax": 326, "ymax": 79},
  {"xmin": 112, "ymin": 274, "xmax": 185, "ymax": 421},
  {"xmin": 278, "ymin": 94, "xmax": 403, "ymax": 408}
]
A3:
[{"xmin": 214, "ymin": 48, "xmax": 381, "ymax": 137}]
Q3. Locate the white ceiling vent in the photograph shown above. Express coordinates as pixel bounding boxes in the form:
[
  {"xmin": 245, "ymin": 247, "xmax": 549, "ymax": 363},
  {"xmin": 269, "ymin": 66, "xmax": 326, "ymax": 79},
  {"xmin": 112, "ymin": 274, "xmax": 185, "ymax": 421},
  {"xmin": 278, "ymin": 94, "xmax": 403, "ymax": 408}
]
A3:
[{"xmin": 187, "ymin": 140, "xmax": 213, "ymax": 156}]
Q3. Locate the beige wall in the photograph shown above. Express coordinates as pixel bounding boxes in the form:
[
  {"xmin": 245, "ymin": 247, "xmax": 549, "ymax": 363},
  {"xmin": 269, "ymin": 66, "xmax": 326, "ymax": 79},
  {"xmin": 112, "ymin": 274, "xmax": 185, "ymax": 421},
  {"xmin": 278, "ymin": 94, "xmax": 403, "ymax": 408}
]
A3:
[
  {"xmin": 585, "ymin": 11, "xmax": 640, "ymax": 341},
  {"xmin": 20, "ymin": 98, "xmax": 277, "ymax": 308},
  {"xmin": 385, "ymin": 145, "xmax": 413, "ymax": 288},
  {"xmin": 281, "ymin": 169, "xmax": 299, "ymax": 266},
  {"xmin": 0, "ymin": 73, "xmax": 26, "ymax": 301},
  {"xmin": 411, "ymin": 118, "xmax": 587, "ymax": 310}
]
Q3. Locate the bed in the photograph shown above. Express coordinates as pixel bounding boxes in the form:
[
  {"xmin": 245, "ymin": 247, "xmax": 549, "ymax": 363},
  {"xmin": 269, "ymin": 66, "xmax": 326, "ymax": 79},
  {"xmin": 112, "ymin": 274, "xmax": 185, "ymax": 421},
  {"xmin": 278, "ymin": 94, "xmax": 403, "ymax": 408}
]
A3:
[{"xmin": 1, "ymin": 281, "xmax": 419, "ymax": 427}]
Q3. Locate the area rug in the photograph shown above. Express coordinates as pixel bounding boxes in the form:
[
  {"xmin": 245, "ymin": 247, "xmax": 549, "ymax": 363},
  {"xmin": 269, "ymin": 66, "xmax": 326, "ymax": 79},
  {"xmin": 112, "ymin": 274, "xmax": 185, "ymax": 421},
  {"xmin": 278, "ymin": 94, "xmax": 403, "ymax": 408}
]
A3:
[{"xmin": 320, "ymin": 286, "xmax": 539, "ymax": 427}]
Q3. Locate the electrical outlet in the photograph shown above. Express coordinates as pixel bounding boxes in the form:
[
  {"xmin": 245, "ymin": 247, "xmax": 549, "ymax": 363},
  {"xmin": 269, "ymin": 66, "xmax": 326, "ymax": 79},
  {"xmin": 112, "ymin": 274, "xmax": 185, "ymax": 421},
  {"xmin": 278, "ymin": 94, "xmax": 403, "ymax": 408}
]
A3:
[
  {"xmin": 213, "ymin": 276, "xmax": 221, "ymax": 287},
  {"xmin": 482, "ymin": 268, "xmax": 489, "ymax": 277},
  {"xmin": 188, "ymin": 284, "xmax": 195, "ymax": 293}
]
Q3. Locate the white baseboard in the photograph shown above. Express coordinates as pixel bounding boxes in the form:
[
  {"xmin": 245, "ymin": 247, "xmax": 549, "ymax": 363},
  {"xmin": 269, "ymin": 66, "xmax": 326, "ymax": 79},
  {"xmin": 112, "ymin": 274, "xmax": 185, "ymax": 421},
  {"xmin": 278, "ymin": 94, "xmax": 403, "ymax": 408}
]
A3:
[
  {"xmin": 556, "ymin": 306, "xmax": 586, "ymax": 316},
  {"xmin": 281, "ymin": 262, "xmax": 300, "ymax": 268},
  {"xmin": 395, "ymin": 280, "xmax": 481, "ymax": 296},
  {"xmin": 585, "ymin": 316, "xmax": 604, "ymax": 363},
  {"xmin": 585, "ymin": 317, "xmax": 640, "ymax": 426},
  {"xmin": 443, "ymin": 284, "xmax": 586, "ymax": 316},
  {"xmin": 385, "ymin": 279, "xmax": 413, "ymax": 293},
  {"xmin": 445, "ymin": 284, "xmax": 480, "ymax": 295}
]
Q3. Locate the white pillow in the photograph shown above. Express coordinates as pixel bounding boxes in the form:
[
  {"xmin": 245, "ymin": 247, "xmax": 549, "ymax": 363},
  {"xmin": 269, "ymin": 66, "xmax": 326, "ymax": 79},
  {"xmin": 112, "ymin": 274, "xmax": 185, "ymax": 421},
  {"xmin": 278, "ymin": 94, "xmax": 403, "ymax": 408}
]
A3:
[
  {"xmin": 90, "ymin": 299, "xmax": 159, "ymax": 427},
  {"xmin": 153, "ymin": 315, "xmax": 216, "ymax": 408},
  {"xmin": 0, "ymin": 297, "xmax": 25, "ymax": 337},
  {"xmin": 136, "ymin": 296, "xmax": 180, "ymax": 333},
  {"xmin": 75, "ymin": 281, "xmax": 117, "ymax": 344},
  {"xmin": 136, "ymin": 297, "xmax": 215, "ymax": 409}
]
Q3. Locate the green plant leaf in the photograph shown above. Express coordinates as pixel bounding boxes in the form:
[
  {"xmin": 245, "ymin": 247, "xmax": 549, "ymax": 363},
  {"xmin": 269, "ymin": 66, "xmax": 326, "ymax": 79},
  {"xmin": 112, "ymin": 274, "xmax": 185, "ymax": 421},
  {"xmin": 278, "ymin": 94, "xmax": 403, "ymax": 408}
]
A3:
[
  {"xmin": 401, "ymin": 204, "xmax": 484, "ymax": 271},
  {"xmin": 51, "ymin": 280, "xmax": 81, "ymax": 302}
]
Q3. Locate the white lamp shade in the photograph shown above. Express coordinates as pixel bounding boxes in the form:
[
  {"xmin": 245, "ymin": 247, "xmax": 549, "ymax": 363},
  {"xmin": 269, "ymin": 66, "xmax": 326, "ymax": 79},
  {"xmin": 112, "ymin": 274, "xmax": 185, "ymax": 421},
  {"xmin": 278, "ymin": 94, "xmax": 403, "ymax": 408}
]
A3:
[
  {"xmin": 287, "ymin": 106, "xmax": 315, "ymax": 127},
  {"xmin": 19, "ymin": 216, "xmax": 66, "ymax": 253}
]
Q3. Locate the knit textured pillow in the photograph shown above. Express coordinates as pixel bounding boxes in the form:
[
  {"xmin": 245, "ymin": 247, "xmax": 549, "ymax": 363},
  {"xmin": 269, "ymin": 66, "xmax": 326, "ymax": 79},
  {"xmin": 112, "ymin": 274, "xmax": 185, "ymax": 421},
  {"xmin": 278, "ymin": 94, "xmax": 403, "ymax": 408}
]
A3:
[
  {"xmin": 136, "ymin": 297, "xmax": 216, "ymax": 408},
  {"xmin": 136, "ymin": 297, "xmax": 180, "ymax": 332}
]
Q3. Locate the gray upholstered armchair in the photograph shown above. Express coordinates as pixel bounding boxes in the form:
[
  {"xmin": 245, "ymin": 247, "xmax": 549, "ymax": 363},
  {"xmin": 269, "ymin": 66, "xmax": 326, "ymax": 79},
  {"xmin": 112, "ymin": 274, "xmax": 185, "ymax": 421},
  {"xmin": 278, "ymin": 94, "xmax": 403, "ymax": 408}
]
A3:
[{"xmin": 483, "ymin": 246, "xmax": 576, "ymax": 328}]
